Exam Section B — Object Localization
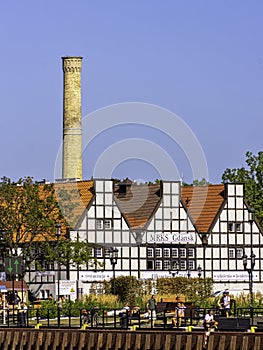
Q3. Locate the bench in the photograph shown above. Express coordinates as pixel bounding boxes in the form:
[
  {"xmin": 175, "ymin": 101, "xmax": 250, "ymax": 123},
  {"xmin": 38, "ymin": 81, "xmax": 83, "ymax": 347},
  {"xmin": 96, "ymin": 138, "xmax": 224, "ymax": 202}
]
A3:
[{"xmin": 217, "ymin": 317, "xmax": 250, "ymax": 331}]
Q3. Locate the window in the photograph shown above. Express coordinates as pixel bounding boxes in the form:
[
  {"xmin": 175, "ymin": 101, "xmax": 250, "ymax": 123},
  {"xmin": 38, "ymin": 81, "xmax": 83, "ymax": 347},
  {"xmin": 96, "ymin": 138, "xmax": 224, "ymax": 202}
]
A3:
[
  {"xmin": 188, "ymin": 248, "xmax": 195, "ymax": 258},
  {"xmin": 96, "ymin": 219, "xmax": 113, "ymax": 229},
  {"xmin": 228, "ymin": 222, "xmax": 234, "ymax": 232},
  {"xmin": 228, "ymin": 248, "xmax": 235, "ymax": 258},
  {"xmin": 163, "ymin": 260, "xmax": 171, "ymax": 270},
  {"xmin": 180, "ymin": 260, "xmax": 186, "ymax": 270},
  {"xmin": 155, "ymin": 248, "xmax": 162, "ymax": 258},
  {"xmin": 89, "ymin": 248, "xmax": 94, "ymax": 257},
  {"xmin": 180, "ymin": 248, "xmax": 186, "ymax": 258},
  {"xmin": 96, "ymin": 248, "xmax": 102, "ymax": 257},
  {"xmin": 172, "ymin": 260, "xmax": 179, "ymax": 270},
  {"xmin": 147, "ymin": 248, "xmax": 154, "ymax": 258},
  {"xmin": 104, "ymin": 219, "xmax": 112, "ymax": 229},
  {"xmin": 235, "ymin": 222, "xmax": 242, "ymax": 232},
  {"xmin": 155, "ymin": 260, "xmax": 162, "ymax": 270},
  {"xmin": 163, "ymin": 248, "xmax": 170, "ymax": 258},
  {"xmin": 172, "ymin": 248, "xmax": 178, "ymax": 258},
  {"xmin": 236, "ymin": 248, "xmax": 243, "ymax": 258},
  {"xmin": 96, "ymin": 219, "xmax": 103, "ymax": 229},
  {"xmin": 188, "ymin": 260, "xmax": 195, "ymax": 270},
  {"xmin": 147, "ymin": 260, "xmax": 154, "ymax": 269},
  {"xmin": 104, "ymin": 248, "xmax": 110, "ymax": 257}
]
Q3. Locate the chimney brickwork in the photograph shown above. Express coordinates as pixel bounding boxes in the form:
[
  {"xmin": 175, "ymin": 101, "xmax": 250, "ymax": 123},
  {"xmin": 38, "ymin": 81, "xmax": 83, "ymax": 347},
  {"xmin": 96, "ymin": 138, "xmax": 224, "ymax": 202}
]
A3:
[{"xmin": 62, "ymin": 56, "xmax": 83, "ymax": 180}]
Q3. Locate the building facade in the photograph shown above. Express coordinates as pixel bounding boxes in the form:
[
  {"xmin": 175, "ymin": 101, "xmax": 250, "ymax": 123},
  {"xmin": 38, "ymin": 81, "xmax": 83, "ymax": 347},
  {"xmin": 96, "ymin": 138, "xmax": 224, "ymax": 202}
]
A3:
[{"xmin": 37, "ymin": 178, "xmax": 262, "ymax": 298}]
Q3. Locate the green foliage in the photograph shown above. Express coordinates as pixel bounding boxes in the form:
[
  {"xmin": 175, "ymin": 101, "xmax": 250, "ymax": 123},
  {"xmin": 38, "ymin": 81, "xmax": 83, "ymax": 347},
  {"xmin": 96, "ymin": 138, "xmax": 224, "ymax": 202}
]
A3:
[
  {"xmin": 156, "ymin": 276, "xmax": 213, "ymax": 305},
  {"xmin": 222, "ymin": 151, "xmax": 263, "ymax": 226},
  {"xmin": 183, "ymin": 178, "xmax": 210, "ymax": 186},
  {"xmin": 106, "ymin": 276, "xmax": 142, "ymax": 305},
  {"xmin": 0, "ymin": 176, "xmax": 95, "ymax": 272},
  {"xmin": 0, "ymin": 177, "xmax": 64, "ymax": 256}
]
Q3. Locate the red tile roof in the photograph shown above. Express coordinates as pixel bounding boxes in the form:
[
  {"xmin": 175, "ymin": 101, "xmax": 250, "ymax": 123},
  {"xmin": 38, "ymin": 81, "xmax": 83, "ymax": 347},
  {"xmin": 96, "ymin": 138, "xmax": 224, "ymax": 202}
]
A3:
[
  {"xmin": 114, "ymin": 183, "xmax": 161, "ymax": 228},
  {"xmin": 181, "ymin": 184, "xmax": 225, "ymax": 232}
]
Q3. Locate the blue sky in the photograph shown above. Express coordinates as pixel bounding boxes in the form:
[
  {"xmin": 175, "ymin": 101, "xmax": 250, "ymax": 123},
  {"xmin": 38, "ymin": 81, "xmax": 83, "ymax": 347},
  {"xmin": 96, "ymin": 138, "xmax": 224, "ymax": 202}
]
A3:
[{"xmin": 0, "ymin": 1, "xmax": 262, "ymax": 184}]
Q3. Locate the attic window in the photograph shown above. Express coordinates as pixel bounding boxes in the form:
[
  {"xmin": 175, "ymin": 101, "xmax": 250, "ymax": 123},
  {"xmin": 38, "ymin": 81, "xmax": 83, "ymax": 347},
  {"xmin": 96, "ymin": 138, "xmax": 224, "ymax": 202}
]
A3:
[
  {"xmin": 96, "ymin": 219, "xmax": 103, "ymax": 229},
  {"xmin": 104, "ymin": 219, "xmax": 112, "ymax": 229}
]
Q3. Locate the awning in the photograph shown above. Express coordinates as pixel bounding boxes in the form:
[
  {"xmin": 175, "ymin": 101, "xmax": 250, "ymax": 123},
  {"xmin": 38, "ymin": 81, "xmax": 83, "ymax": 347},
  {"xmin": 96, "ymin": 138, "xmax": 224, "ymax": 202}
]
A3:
[{"xmin": 0, "ymin": 281, "xmax": 28, "ymax": 291}]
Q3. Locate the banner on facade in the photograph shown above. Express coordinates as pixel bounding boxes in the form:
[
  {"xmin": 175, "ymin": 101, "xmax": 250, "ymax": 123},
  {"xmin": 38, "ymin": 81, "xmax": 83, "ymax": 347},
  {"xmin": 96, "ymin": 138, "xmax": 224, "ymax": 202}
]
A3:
[
  {"xmin": 141, "ymin": 271, "xmax": 199, "ymax": 279},
  {"xmin": 147, "ymin": 232, "xmax": 196, "ymax": 244},
  {"xmin": 213, "ymin": 271, "xmax": 259, "ymax": 282}
]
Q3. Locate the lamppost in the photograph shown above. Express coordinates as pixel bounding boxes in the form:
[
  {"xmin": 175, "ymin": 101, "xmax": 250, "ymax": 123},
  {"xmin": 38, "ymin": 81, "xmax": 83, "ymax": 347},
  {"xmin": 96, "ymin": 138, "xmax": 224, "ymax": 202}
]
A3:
[
  {"xmin": 201, "ymin": 233, "xmax": 208, "ymax": 297},
  {"xmin": 109, "ymin": 247, "xmax": 118, "ymax": 295},
  {"xmin": 55, "ymin": 223, "xmax": 61, "ymax": 327},
  {"xmin": 243, "ymin": 252, "xmax": 255, "ymax": 325}
]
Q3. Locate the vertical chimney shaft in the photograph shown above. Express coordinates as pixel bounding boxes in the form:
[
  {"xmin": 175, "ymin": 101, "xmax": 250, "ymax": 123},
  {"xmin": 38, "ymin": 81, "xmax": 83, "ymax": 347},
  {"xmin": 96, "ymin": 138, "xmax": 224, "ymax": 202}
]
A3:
[{"xmin": 62, "ymin": 56, "xmax": 83, "ymax": 180}]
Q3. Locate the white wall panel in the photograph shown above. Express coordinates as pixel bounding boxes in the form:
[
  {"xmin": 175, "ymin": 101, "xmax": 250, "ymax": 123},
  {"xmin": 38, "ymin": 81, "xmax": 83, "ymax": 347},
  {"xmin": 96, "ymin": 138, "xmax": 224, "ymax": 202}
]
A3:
[
  {"xmin": 105, "ymin": 194, "xmax": 112, "ymax": 205},
  {"xmin": 227, "ymin": 184, "xmax": 235, "ymax": 196},
  {"xmin": 105, "ymin": 181, "xmax": 112, "ymax": 192},
  {"xmin": 96, "ymin": 231, "xmax": 104, "ymax": 243},
  {"xmin": 96, "ymin": 206, "xmax": 103, "ymax": 218},
  {"xmin": 236, "ymin": 185, "xmax": 243, "ymax": 196},
  {"xmin": 105, "ymin": 206, "xmax": 112, "ymax": 218},
  {"xmin": 96, "ymin": 181, "xmax": 103, "ymax": 192},
  {"xmin": 105, "ymin": 232, "xmax": 113, "ymax": 243}
]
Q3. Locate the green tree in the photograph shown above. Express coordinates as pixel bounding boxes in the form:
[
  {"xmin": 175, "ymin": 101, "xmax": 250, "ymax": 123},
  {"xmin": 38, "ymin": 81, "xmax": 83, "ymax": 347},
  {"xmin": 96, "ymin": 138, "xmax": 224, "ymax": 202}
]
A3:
[
  {"xmin": 0, "ymin": 177, "xmax": 93, "ymax": 270},
  {"xmin": 222, "ymin": 151, "xmax": 263, "ymax": 226}
]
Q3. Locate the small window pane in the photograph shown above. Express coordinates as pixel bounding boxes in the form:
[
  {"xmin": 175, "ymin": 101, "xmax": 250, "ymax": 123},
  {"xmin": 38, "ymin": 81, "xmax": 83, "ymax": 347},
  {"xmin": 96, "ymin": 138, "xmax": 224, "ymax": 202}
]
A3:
[
  {"xmin": 96, "ymin": 219, "xmax": 103, "ymax": 229},
  {"xmin": 155, "ymin": 260, "xmax": 162, "ymax": 270},
  {"xmin": 104, "ymin": 219, "xmax": 112, "ymax": 229},
  {"xmin": 163, "ymin": 260, "xmax": 171, "ymax": 270},
  {"xmin": 188, "ymin": 260, "xmax": 195, "ymax": 270},
  {"xmin": 163, "ymin": 248, "xmax": 170, "ymax": 258},
  {"xmin": 172, "ymin": 248, "xmax": 178, "ymax": 258},
  {"xmin": 180, "ymin": 260, "xmax": 186, "ymax": 269},
  {"xmin": 236, "ymin": 248, "xmax": 243, "ymax": 258},
  {"xmin": 228, "ymin": 248, "xmax": 235, "ymax": 258},
  {"xmin": 96, "ymin": 248, "xmax": 102, "ymax": 257},
  {"xmin": 147, "ymin": 248, "xmax": 154, "ymax": 257},
  {"xmin": 180, "ymin": 248, "xmax": 186, "ymax": 258},
  {"xmin": 228, "ymin": 223, "xmax": 234, "ymax": 232},
  {"xmin": 155, "ymin": 248, "xmax": 162, "ymax": 258},
  {"xmin": 188, "ymin": 248, "xmax": 195, "ymax": 258},
  {"xmin": 147, "ymin": 260, "xmax": 154, "ymax": 269}
]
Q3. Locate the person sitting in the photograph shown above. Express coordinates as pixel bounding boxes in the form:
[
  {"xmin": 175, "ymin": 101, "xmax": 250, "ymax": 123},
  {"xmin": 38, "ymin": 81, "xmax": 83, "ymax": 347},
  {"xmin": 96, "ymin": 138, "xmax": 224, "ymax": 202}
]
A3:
[
  {"xmin": 131, "ymin": 305, "xmax": 140, "ymax": 320},
  {"xmin": 81, "ymin": 309, "xmax": 91, "ymax": 325},
  {"xmin": 172, "ymin": 302, "xmax": 186, "ymax": 327},
  {"xmin": 203, "ymin": 310, "xmax": 218, "ymax": 331}
]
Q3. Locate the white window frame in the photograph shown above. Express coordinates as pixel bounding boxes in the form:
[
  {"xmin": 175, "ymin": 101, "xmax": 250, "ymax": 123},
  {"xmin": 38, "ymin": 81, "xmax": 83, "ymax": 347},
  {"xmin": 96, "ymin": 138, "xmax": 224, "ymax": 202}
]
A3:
[
  {"xmin": 228, "ymin": 248, "xmax": 235, "ymax": 259},
  {"xmin": 163, "ymin": 260, "xmax": 171, "ymax": 270},
  {"xmin": 104, "ymin": 219, "xmax": 112, "ymax": 229},
  {"xmin": 155, "ymin": 260, "xmax": 162, "ymax": 270},
  {"xmin": 163, "ymin": 248, "xmax": 170, "ymax": 258},
  {"xmin": 96, "ymin": 248, "xmax": 102, "ymax": 257},
  {"xmin": 147, "ymin": 248, "xmax": 154, "ymax": 258},
  {"xmin": 188, "ymin": 248, "xmax": 195, "ymax": 258},
  {"xmin": 155, "ymin": 248, "xmax": 162, "ymax": 258},
  {"xmin": 236, "ymin": 248, "xmax": 243, "ymax": 259},
  {"xmin": 96, "ymin": 219, "xmax": 103, "ymax": 230},
  {"xmin": 180, "ymin": 248, "xmax": 186, "ymax": 258},
  {"xmin": 172, "ymin": 248, "xmax": 178, "ymax": 258},
  {"xmin": 180, "ymin": 260, "xmax": 186, "ymax": 270},
  {"xmin": 188, "ymin": 260, "xmax": 195, "ymax": 270}
]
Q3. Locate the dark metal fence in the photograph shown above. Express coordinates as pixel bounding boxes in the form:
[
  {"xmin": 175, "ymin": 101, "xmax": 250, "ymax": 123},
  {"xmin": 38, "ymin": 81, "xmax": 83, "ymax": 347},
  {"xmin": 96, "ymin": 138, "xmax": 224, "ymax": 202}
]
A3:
[{"xmin": 0, "ymin": 306, "xmax": 261, "ymax": 329}]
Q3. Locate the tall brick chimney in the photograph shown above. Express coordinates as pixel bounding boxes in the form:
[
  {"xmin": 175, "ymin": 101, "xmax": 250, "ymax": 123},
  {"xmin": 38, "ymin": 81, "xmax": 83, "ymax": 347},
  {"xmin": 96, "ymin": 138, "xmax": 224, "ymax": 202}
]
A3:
[{"xmin": 62, "ymin": 56, "xmax": 83, "ymax": 180}]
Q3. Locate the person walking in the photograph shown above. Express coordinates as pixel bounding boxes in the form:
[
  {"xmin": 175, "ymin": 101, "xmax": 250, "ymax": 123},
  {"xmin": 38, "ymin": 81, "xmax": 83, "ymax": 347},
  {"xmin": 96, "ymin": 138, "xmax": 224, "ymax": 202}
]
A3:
[{"xmin": 147, "ymin": 295, "xmax": 157, "ymax": 327}]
